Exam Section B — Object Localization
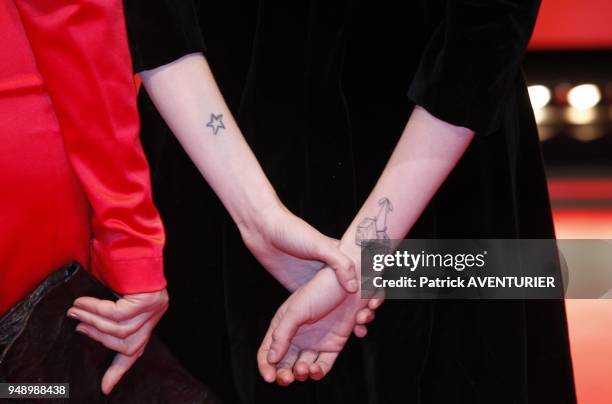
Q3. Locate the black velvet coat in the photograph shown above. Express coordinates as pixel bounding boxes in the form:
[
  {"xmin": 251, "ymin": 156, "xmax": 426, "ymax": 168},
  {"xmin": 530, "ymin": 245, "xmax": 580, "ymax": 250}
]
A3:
[{"xmin": 124, "ymin": 1, "xmax": 576, "ymax": 403}]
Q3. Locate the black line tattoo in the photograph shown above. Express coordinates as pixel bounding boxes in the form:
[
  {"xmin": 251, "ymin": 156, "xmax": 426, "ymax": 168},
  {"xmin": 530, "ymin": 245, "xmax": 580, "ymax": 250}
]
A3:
[
  {"xmin": 355, "ymin": 197, "xmax": 393, "ymax": 253},
  {"xmin": 206, "ymin": 113, "xmax": 225, "ymax": 135}
]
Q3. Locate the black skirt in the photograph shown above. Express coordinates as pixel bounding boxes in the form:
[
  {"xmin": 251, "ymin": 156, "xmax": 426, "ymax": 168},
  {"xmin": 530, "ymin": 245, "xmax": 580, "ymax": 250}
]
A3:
[{"xmin": 124, "ymin": 1, "xmax": 576, "ymax": 403}]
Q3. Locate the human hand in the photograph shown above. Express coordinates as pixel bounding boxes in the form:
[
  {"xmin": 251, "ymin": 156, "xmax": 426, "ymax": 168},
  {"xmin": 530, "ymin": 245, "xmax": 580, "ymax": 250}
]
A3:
[
  {"xmin": 257, "ymin": 266, "xmax": 382, "ymax": 385},
  {"xmin": 239, "ymin": 203, "xmax": 359, "ymax": 293},
  {"xmin": 240, "ymin": 203, "xmax": 380, "ymax": 337},
  {"xmin": 67, "ymin": 289, "xmax": 169, "ymax": 395}
]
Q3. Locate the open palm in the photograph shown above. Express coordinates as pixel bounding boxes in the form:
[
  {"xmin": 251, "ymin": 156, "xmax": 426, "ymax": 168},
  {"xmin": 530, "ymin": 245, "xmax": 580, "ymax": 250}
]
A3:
[{"xmin": 257, "ymin": 267, "xmax": 373, "ymax": 385}]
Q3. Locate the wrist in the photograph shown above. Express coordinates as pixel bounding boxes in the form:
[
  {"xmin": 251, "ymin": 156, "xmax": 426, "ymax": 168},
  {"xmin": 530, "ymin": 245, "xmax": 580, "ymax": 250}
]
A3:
[{"xmin": 231, "ymin": 185, "xmax": 285, "ymax": 236}]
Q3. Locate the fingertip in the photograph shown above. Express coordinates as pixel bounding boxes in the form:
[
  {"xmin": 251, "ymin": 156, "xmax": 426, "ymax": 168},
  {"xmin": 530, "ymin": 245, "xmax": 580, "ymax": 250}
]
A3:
[
  {"xmin": 353, "ymin": 324, "xmax": 368, "ymax": 338},
  {"xmin": 334, "ymin": 257, "xmax": 357, "ymax": 293},
  {"xmin": 263, "ymin": 369, "xmax": 276, "ymax": 383},
  {"xmin": 276, "ymin": 370, "xmax": 294, "ymax": 387},
  {"xmin": 322, "ymin": 242, "xmax": 357, "ymax": 291},
  {"xmin": 66, "ymin": 308, "xmax": 79, "ymax": 320},
  {"xmin": 356, "ymin": 310, "xmax": 366, "ymax": 324},
  {"xmin": 294, "ymin": 363, "xmax": 309, "ymax": 382},
  {"xmin": 346, "ymin": 278, "xmax": 358, "ymax": 293},
  {"xmin": 357, "ymin": 309, "xmax": 375, "ymax": 324},
  {"xmin": 101, "ymin": 372, "xmax": 115, "ymax": 396},
  {"xmin": 309, "ymin": 364, "xmax": 324, "ymax": 381},
  {"xmin": 75, "ymin": 323, "xmax": 88, "ymax": 336},
  {"xmin": 257, "ymin": 358, "xmax": 277, "ymax": 383},
  {"xmin": 369, "ymin": 298, "xmax": 384, "ymax": 310},
  {"xmin": 264, "ymin": 372, "xmax": 276, "ymax": 383},
  {"xmin": 73, "ymin": 296, "xmax": 91, "ymax": 308}
]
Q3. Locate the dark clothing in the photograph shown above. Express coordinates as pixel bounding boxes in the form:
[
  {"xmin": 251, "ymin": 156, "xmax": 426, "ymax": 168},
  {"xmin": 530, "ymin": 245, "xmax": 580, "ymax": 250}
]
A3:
[
  {"xmin": 0, "ymin": 264, "xmax": 220, "ymax": 404},
  {"xmin": 124, "ymin": 1, "xmax": 576, "ymax": 403}
]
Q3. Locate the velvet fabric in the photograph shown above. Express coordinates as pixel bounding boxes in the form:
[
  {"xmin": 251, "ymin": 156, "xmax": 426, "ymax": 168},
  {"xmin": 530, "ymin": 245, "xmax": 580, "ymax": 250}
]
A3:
[
  {"xmin": 0, "ymin": 263, "xmax": 221, "ymax": 404},
  {"xmin": 124, "ymin": 1, "xmax": 576, "ymax": 403}
]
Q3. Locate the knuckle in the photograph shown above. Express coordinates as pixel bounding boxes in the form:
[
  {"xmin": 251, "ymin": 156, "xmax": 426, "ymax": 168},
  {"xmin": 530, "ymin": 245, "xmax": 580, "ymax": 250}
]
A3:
[
  {"xmin": 155, "ymin": 292, "xmax": 166, "ymax": 304},
  {"xmin": 153, "ymin": 291, "xmax": 169, "ymax": 310},
  {"xmin": 271, "ymin": 329, "xmax": 283, "ymax": 343},
  {"xmin": 123, "ymin": 343, "xmax": 140, "ymax": 357},
  {"xmin": 133, "ymin": 340, "xmax": 148, "ymax": 357},
  {"xmin": 91, "ymin": 319, "xmax": 106, "ymax": 332},
  {"xmin": 336, "ymin": 258, "xmax": 351, "ymax": 274},
  {"xmin": 118, "ymin": 339, "xmax": 137, "ymax": 356},
  {"xmin": 115, "ymin": 327, "xmax": 131, "ymax": 339},
  {"xmin": 133, "ymin": 334, "xmax": 150, "ymax": 353},
  {"xmin": 109, "ymin": 310, "xmax": 123, "ymax": 322},
  {"xmin": 284, "ymin": 304, "xmax": 299, "ymax": 317}
]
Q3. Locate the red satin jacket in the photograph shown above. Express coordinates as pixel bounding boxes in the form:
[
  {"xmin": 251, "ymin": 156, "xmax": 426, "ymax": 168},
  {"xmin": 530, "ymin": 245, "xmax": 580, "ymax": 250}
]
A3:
[{"xmin": 0, "ymin": 0, "xmax": 166, "ymax": 315}]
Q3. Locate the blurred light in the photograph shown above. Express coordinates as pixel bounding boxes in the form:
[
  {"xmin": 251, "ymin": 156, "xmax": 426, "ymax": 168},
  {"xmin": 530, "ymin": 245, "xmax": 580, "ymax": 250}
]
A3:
[
  {"xmin": 565, "ymin": 107, "xmax": 597, "ymax": 125},
  {"xmin": 572, "ymin": 126, "xmax": 605, "ymax": 142},
  {"xmin": 534, "ymin": 108, "xmax": 546, "ymax": 124},
  {"xmin": 537, "ymin": 125, "xmax": 556, "ymax": 142},
  {"xmin": 567, "ymin": 84, "xmax": 601, "ymax": 109},
  {"xmin": 554, "ymin": 83, "xmax": 572, "ymax": 105},
  {"xmin": 528, "ymin": 85, "xmax": 552, "ymax": 109}
]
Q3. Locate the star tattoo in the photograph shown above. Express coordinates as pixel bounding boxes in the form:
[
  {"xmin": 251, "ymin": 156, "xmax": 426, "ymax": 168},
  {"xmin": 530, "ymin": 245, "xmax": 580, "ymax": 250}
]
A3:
[{"xmin": 206, "ymin": 113, "xmax": 225, "ymax": 135}]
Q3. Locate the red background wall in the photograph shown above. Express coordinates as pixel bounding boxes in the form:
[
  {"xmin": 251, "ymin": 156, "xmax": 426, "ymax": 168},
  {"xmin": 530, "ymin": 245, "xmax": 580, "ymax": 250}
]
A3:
[{"xmin": 530, "ymin": 0, "xmax": 612, "ymax": 49}]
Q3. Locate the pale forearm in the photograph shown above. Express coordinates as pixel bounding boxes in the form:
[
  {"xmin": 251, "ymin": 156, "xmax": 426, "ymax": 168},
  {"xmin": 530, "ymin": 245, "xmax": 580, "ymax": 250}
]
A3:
[
  {"xmin": 139, "ymin": 53, "xmax": 280, "ymax": 232},
  {"xmin": 340, "ymin": 106, "xmax": 474, "ymax": 264},
  {"xmin": 257, "ymin": 107, "xmax": 475, "ymax": 379},
  {"xmin": 140, "ymin": 53, "xmax": 361, "ymax": 294}
]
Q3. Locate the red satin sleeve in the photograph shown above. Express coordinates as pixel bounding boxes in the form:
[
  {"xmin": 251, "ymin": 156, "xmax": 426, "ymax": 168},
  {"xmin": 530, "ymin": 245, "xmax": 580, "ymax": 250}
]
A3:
[{"xmin": 14, "ymin": 0, "xmax": 166, "ymax": 294}]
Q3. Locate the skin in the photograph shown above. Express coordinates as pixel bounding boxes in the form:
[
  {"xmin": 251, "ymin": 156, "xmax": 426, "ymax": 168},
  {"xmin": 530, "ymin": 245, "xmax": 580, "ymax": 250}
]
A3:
[
  {"xmin": 257, "ymin": 105, "xmax": 475, "ymax": 385},
  {"xmin": 68, "ymin": 290, "xmax": 168, "ymax": 395},
  {"xmin": 138, "ymin": 53, "xmax": 359, "ymax": 294},
  {"xmin": 68, "ymin": 52, "xmax": 377, "ymax": 394}
]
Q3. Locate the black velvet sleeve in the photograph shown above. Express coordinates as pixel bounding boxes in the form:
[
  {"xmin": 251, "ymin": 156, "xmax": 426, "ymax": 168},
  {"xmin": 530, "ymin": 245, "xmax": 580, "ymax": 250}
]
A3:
[
  {"xmin": 123, "ymin": 0, "xmax": 205, "ymax": 73},
  {"xmin": 407, "ymin": 0, "xmax": 541, "ymax": 135}
]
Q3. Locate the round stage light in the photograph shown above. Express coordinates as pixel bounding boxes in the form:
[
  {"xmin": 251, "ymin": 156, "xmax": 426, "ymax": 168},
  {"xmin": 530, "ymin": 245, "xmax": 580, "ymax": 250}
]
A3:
[
  {"xmin": 528, "ymin": 85, "xmax": 552, "ymax": 109},
  {"xmin": 567, "ymin": 84, "xmax": 601, "ymax": 109}
]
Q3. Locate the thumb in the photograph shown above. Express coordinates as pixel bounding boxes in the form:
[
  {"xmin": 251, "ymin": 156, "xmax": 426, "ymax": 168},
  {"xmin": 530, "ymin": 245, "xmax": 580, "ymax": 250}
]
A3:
[
  {"xmin": 101, "ymin": 351, "xmax": 141, "ymax": 395},
  {"xmin": 267, "ymin": 310, "xmax": 302, "ymax": 364},
  {"xmin": 310, "ymin": 235, "xmax": 358, "ymax": 293}
]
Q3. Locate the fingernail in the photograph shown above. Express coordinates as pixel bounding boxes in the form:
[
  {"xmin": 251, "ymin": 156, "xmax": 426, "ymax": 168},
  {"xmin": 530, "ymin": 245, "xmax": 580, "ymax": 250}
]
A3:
[
  {"xmin": 76, "ymin": 326, "xmax": 88, "ymax": 336},
  {"xmin": 67, "ymin": 311, "xmax": 79, "ymax": 320},
  {"xmin": 267, "ymin": 349, "xmax": 276, "ymax": 362},
  {"xmin": 347, "ymin": 279, "xmax": 358, "ymax": 292}
]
